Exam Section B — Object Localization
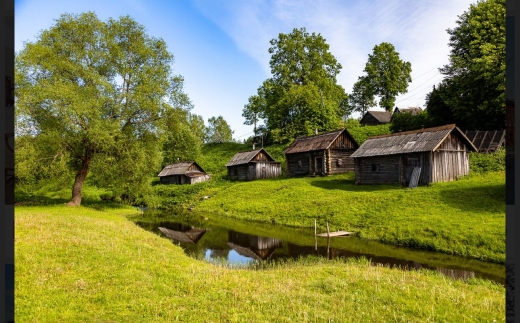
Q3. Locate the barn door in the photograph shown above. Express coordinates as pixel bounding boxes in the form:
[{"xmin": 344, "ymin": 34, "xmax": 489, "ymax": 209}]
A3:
[
  {"xmin": 405, "ymin": 154, "xmax": 421, "ymax": 184},
  {"xmin": 315, "ymin": 157, "xmax": 323, "ymax": 174}
]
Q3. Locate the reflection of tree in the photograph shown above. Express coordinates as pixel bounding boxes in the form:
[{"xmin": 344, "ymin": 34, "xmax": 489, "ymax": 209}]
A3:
[{"xmin": 209, "ymin": 249, "xmax": 230, "ymax": 260}]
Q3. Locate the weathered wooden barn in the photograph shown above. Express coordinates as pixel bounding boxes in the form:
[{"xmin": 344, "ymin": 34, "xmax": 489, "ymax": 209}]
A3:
[
  {"xmin": 360, "ymin": 110, "xmax": 392, "ymax": 125},
  {"xmin": 351, "ymin": 124, "xmax": 477, "ymax": 185},
  {"xmin": 158, "ymin": 161, "xmax": 210, "ymax": 184},
  {"xmin": 463, "ymin": 130, "xmax": 505, "ymax": 153},
  {"xmin": 283, "ymin": 128, "xmax": 359, "ymax": 176},
  {"xmin": 226, "ymin": 148, "xmax": 281, "ymax": 180}
]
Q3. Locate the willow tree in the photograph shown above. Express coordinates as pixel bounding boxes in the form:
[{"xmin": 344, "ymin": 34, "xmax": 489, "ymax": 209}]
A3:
[{"xmin": 15, "ymin": 12, "xmax": 192, "ymax": 206}]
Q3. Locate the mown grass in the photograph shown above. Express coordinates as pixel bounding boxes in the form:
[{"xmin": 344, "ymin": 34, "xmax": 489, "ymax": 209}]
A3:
[
  {"xmin": 16, "ymin": 205, "xmax": 504, "ymax": 322},
  {"xmin": 194, "ymin": 171, "xmax": 505, "ymax": 263}
]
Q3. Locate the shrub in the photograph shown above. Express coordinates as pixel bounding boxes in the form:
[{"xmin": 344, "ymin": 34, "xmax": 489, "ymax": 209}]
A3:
[{"xmin": 469, "ymin": 147, "xmax": 505, "ymax": 173}]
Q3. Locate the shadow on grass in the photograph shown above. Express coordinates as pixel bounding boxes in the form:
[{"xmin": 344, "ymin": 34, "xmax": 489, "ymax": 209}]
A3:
[
  {"xmin": 310, "ymin": 179, "xmax": 402, "ymax": 192},
  {"xmin": 437, "ymin": 184, "xmax": 505, "ymax": 213},
  {"xmin": 15, "ymin": 194, "xmax": 131, "ymax": 211}
]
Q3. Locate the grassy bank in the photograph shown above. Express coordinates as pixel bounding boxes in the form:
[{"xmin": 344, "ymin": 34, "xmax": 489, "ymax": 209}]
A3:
[
  {"xmin": 16, "ymin": 205, "xmax": 504, "ymax": 322},
  {"xmin": 193, "ymin": 171, "xmax": 505, "ymax": 263}
]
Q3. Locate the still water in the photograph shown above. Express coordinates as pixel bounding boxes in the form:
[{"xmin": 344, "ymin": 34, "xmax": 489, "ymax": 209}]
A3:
[{"xmin": 133, "ymin": 212, "xmax": 504, "ymax": 285}]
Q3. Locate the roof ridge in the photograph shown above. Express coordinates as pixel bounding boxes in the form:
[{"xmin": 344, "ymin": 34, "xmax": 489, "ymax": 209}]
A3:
[{"xmin": 368, "ymin": 124, "xmax": 457, "ymax": 139}]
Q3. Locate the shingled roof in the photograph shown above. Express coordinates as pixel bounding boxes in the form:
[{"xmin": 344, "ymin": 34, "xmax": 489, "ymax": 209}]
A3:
[
  {"xmin": 351, "ymin": 124, "xmax": 477, "ymax": 158},
  {"xmin": 158, "ymin": 161, "xmax": 206, "ymax": 177},
  {"xmin": 361, "ymin": 110, "xmax": 392, "ymax": 124},
  {"xmin": 283, "ymin": 128, "xmax": 359, "ymax": 154},
  {"xmin": 225, "ymin": 148, "xmax": 276, "ymax": 167},
  {"xmin": 393, "ymin": 107, "xmax": 423, "ymax": 115}
]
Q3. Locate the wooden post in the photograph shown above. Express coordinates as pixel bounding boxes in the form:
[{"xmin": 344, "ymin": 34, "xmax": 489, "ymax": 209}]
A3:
[
  {"xmin": 314, "ymin": 219, "xmax": 317, "ymax": 251},
  {"xmin": 326, "ymin": 221, "xmax": 330, "ymax": 237}
]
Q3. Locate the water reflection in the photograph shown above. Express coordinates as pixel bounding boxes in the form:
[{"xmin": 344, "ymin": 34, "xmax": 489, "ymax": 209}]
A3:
[
  {"xmin": 227, "ymin": 230, "xmax": 283, "ymax": 261},
  {"xmin": 135, "ymin": 218, "xmax": 503, "ymax": 285}
]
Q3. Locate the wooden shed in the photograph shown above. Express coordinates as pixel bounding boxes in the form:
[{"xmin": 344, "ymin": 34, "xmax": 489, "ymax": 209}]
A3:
[
  {"xmin": 393, "ymin": 107, "xmax": 423, "ymax": 115},
  {"xmin": 283, "ymin": 128, "xmax": 359, "ymax": 177},
  {"xmin": 351, "ymin": 124, "xmax": 477, "ymax": 185},
  {"xmin": 360, "ymin": 110, "xmax": 392, "ymax": 125},
  {"xmin": 463, "ymin": 130, "xmax": 505, "ymax": 153},
  {"xmin": 158, "ymin": 161, "xmax": 210, "ymax": 184},
  {"xmin": 226, "ymin": 148, "xmax": 281, "ymax": 180}
]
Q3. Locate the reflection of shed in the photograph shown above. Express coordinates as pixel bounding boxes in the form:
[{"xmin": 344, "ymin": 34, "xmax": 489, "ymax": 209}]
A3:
[
  {"xmin": 158, "ymin": 223, "xmax": 207, "ymax": 244},
  {"xmin": 351, "ymin": 124, "xmax": 477, "ymax": 185},
  {"xmin": 283, "ymin": 128, "xmax": 359, "ymax": 176},
  {"xmin": 226, "ymin": 148, "xmax": 281, "ymax": 181},
  {"xmin": 227, "ymin": 231, "xmax": 283, "ymax": 260},
  {"xmin": 463, "ymin": 130, "xmax": 505, "ymax": 153},
  {"xmin": 158, "ymin": 161, "xmax": 210, "ymax": 184},
  {"xmin": 360, "ymin": 111, "xmax": 392, "ymax": 125}
]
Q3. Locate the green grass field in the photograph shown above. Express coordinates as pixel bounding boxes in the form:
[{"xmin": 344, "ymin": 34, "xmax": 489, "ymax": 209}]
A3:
[{"xmin": 16, "ymin": 205, "xmax": 505, "ymax": 322}]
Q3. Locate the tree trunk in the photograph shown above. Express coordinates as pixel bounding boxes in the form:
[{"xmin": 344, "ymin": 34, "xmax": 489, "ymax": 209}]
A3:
[{"xmin": 66, "ymin": 157, "xmax": 92, "ymax": 207}]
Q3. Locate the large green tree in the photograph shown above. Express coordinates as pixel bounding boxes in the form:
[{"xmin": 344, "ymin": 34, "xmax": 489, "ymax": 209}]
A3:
[
  {"xmin": 348, "ymin": 76, "xmax": 376, "ymax": 116},
  {"xmin": 426, "ymin": 0, "xmax": 505, "ymax": 130},
  {"xmin": 243, "ymin": 28, "xmax": 349, "ymax": 143},
  {"xmin": 360, "ymin": 42, "xmax": 412, "ymax": 111},
  {"xmin": 15, "ymin": 12, "xmax": 193, "ymax": 206},
  {"xmin": 205, "ymin": 116, "xmax": 234, "ymax": 143}
]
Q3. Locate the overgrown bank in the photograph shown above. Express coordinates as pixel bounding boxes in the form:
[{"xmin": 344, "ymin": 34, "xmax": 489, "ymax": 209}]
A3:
[{"xmin": 16, "ymin": 205, "xmax": 504, "ymax": 322}]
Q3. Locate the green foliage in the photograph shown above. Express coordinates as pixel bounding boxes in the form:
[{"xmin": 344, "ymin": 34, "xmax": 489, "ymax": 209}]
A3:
[
  {"xmin": 205, "ymin": 115, "xmax": 234, "ymax": 143},
  {"xmin": 428, "ymin": 0, "xmax": 506, "ymax": 130},
  {"xmin": 470, "ymin": 147, "xmax": 505, "ymax": 173},
  {"xmin": 15, "ymin": 12, "xmax": 192, "ymax": 205},
  {"xmin": 343, "ymin": 118, "xmax": 391, "ymax": 144},
  {"xmin": 361, "ymin": 42, "xmax": 412, "ymax": 111},
  {"xmin": 245, "ymin": 28, "xmax": 349, "ymax": 143},
  {"xmin": 389, "ymin": 111, "xmax": 433, "ymax": 133},
  {"xmin": 161, "ymin": 108, "xmax": 203, "ymax": 165},
  {"xmin": 347, "ymin": 76, "xmax": 376, "ymax": 116}
]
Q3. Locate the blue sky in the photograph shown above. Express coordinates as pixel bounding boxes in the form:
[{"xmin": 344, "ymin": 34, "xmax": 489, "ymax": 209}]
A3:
[{"xmin": 15, "ymin": 0, "xmax": 475, "ymax": 141}]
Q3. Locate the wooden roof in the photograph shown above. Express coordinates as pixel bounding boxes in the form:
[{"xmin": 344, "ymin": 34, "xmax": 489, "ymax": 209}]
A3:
[
  {"xmin": 351, "ymin": 124, "xmax": 477, "ymax": 158},
  {"xmin": 361, "ymin": 110, "xmax": 392, "ymax": 124},
  {"xmin": 158, "ymin": 226, "xmax": 207, "ymax": 244},
  {"xmin": 225, "ymin": 148, "xmax": 276, "ymax": 167},
  {"xmin": 158, "ymin": 161, "xmax": 206, "ymax": 177},
  {"xmin": 393, "ymin": 107, "xmax": 423, "ymax": 115},
  {"xmin": 463, "ymin": 130, "xmax": 505, "ymax": 153},
  {"xmin": 283, "ymin": 128, "xmax": 359, "ymax": 154}
]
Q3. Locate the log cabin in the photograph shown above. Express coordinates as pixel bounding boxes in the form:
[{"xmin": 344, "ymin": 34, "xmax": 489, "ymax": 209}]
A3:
[
  {"xmin": 226, "ymin": 148, "xmax": 281, "ymax": 180},
  {"xmin": 158, "ymin": 161, "xmax": 210, "ymax": 184},
  {"xmin": 351, "ymin": 124, "xmax": 477, "ymax": 185},
  {"xmin": 283, "ymin": 128, "xmax": 359, "ymax": 176}
]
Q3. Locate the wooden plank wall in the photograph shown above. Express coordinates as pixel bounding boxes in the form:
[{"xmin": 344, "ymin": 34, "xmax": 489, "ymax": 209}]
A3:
[
  {"xmin": 328, "ymin": 149, "xmax": 356, "ymax": 174},
  {"xmin": 431, "ymin": 133, "xmax": 470, "ymax": 182},
  {"xmin": 227, "ymin": 165, "xmax": 249, "ymax": 180},
  {"xmin": 253, "ymin": 162, "xmax": 281, "ymax": 179},
  {"xmin": 286, "ymin": 152, "xmax": 312, "ymax": 176},
  {"xmin": 354, "ymin": 155, "xmax": 400, "ymax": 184}
]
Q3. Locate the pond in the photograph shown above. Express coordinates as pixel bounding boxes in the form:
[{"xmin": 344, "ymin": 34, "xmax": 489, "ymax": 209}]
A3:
[{"xmin": 132, "ymin": 211, "xmax": 505, "ymax": 285}]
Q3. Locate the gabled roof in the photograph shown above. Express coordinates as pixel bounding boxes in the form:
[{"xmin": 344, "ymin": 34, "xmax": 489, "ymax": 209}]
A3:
[
  {"xmin": 393, "ymin": 107, "xmax": 423, "ymax": 115},
  {"xmin": 225, "ymin": 148, "xmax": 276, "ymax": 167},
  {"xmin": 283, "ymin": 128, "xmax": 359, "ymax": 154},
  {"xmin": 158, "ymin": 226, "xmax": 207, "ymax": 244},
  {"xmin": 361, "ymin": 111, "xmax": 392, "ymax": 124},
  {"xmin": 158, "ymin": 161, "xmax": 206, "ymax": 177},
  {"xmin": 351, "ymin": 124, "xmax": 477, "ymax": 158},
  {"xmin": 463, "ymin": 130, "xmax": 505, "ymax": 153}
]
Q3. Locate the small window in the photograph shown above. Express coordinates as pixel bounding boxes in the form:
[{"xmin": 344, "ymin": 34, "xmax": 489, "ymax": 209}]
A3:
[
  {"xmin": 372, "ymin": 164, "xmax": 380, "ymax": 173},
  {"xmin": 298, "ymin": 160, "xmax": 302, "ymax": 168},
  {"xmin": 337, "ymin": 158, "xmax": 343, "ymax": 166}
]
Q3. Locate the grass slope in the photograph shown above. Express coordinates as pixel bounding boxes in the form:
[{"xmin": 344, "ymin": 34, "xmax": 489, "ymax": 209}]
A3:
[
  {"xmin": 194, "ymin": 171, "xmax": 505, "ymax": 263},
  {"xmin": 16, "ymin": 205, "xmax": 504, "ymax": 322}
]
